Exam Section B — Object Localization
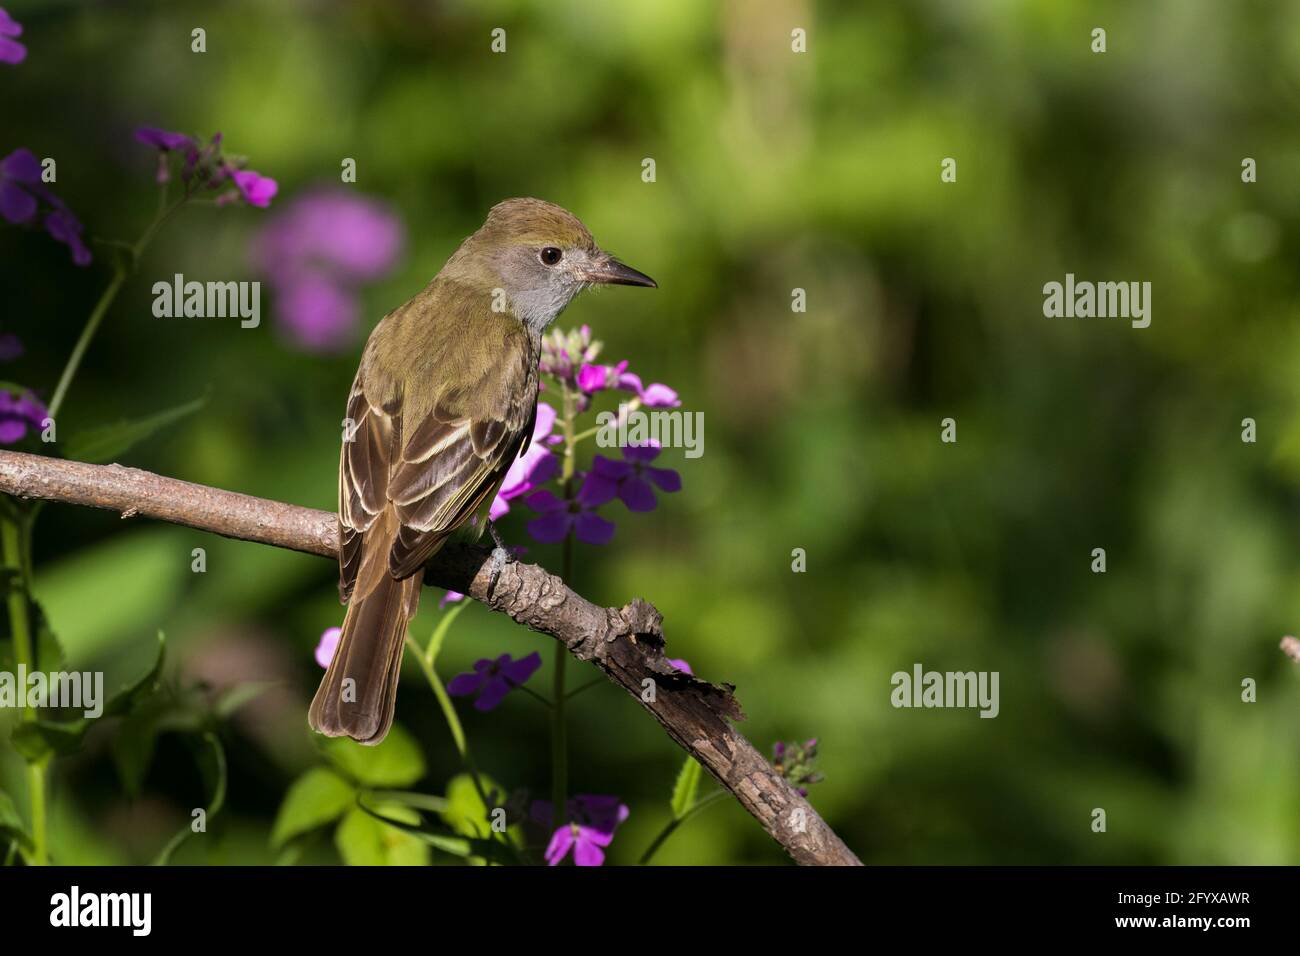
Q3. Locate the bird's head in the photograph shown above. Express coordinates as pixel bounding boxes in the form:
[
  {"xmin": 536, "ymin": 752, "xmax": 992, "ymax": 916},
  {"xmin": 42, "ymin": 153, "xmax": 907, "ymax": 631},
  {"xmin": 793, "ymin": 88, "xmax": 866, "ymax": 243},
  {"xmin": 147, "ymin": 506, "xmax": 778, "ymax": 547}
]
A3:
[{"xmin": 450, "ymin": 197, "xmax": 656, "ymax": 330}]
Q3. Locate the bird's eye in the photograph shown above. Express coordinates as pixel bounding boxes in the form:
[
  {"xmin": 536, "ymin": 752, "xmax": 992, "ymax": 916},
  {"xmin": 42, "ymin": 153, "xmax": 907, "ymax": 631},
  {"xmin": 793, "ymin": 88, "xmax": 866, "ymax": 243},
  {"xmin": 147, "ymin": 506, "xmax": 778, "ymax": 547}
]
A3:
[{"xmin": 539, "ymin": 247, "xmax": 563, "ymax": 266}]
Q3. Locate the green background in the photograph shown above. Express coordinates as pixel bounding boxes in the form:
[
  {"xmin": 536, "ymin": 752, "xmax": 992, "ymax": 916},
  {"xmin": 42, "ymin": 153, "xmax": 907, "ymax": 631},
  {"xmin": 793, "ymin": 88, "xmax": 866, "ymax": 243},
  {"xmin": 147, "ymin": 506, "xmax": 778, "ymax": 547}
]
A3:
[{"xmin": 3, "ymin": 0, "xmax": 1300, "ymax": 864}]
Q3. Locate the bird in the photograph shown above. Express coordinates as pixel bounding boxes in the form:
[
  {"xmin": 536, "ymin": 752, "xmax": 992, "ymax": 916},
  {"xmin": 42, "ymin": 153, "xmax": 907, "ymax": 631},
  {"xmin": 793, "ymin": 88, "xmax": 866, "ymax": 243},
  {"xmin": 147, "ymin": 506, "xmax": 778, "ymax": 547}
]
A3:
[{"xmin": 308, "ymin": 198, "xmax": 656, "ymax": 744}]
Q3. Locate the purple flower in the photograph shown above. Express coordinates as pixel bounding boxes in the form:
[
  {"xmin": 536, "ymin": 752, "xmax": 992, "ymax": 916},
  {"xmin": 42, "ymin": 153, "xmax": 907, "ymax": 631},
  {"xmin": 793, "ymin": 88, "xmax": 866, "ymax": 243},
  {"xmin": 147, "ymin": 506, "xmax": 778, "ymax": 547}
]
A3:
[
  {"xmin": 666, "ymin": 658, "xmax": 692, "ymax": 675},
  {"xmin": 539, "ymin": 325, "xmax": 602, "ymax": 387},
  {"xmin": 577, "ymin": 359, "xmax": 680, "ymax": 408},
  {"xmin": 490, "ymin": 402, "xmax": 559, "ymax": 520},
  {"xmin": 532, "ymin": 795, "xmax": 630, "ymax": 867},
  {"xmin": 229, "ymin": 169, "xmax": 278, "ymax": 208},
  {"xmin": 0, "ymin": 389, "xmax": 47, "ymax": 444},
  {"xmin": 43, "ymin": 207, "xmax": 91, "ymax": 266},
  {"xmin": 0, "ymin": 8, "xmax": 26, "ymax": 65},
  {"xmin": 439, "ymin": 590, "xmax": 465, "ymax": 607},
  {"xmin": 447, "ymin": 652, "xmax": 542, "ymax": 711},
  {"xmin": 136, "ymin": 129, "xmax": 277, "ymax": 210},
  {"xmin": 524, "ymin": 481, "xmax": 616, "ymax": 545},
  {"xmin": 0, "ymin": 149, "xmax": 90, "ymax": 265},
  {"xmin": 583, "ymin": 442, "xmax": 681, "ymax": 512},
  {"xmin": 315, "ymin": 626, "xmax": 342, "ymax": 668},
  {"xmin": 252, "ymin": 189, "xmax": 404, "ymax": 352},
  {"xmin": 134, "ymin": 127, "xmax": 196, "ymax": 152},
  {"xmin": 0, "ymin": 148, "xmax": 38, "ymax": 223},
  {"xmin": 274, "ymin": 271, "xmax": 358, "ymax": 351},
  {"xmin": 637, "ymin": 382, "xmax": 681, "ymax": 408},
  {"xmin": 771, "ymin": 738, "xmax": 823, "ymax": 796}
]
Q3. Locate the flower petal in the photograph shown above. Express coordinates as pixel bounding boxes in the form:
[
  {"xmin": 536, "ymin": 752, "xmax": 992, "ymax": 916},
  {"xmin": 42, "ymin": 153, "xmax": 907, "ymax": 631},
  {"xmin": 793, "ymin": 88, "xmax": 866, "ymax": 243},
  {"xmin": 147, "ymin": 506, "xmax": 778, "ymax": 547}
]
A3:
[
  {"xmin": 231, "ymin": 169, "xmax": 278, "ymax": 208},
  {"xmin": 577, "ymin": 469, "xmax": 619, "ymax": 507},
  {"xmin": 526, "ymin": 509, "xmax": 572, "ymax": 543},
  {"xmin": 646, "ymin": 466, "xmax": 682, "ymax": 493},
  {"xmin": 446, "ymin": 671, "xmax": 484, "ymax": 696},
  {"xmin": 533, "ymin": 401, "xmax": 557, "ymax": 440},
  {"xmin": 544, "ymin": 826, "xmax": 575, "ymax": 866},
  {"xmin": 621, "ymin": 442, "xmax": 662, "ymax": 463},
  {"xmin": 1, "ymin": 148, "xmax": 40, "ymax": 183},
  {"xmin": 134, "ymin": 127, "xmax": 195, "ymax": 151},
  {"xmin": 572, "ymin": 832, "xmax": 607, "ymax": 867},
  {"xmin": 573, "ymin": 511, "xmax": 615, "ymax": 545},
  {"xmin": 523, "ymin": 489, "xmax": 564, "ymax": 513},
  {"xmin": 314, "ymin": 626, "xmax": 342, "ymax": 669},
  {"xmin": 501, "ymin": 651, "xmax": 542, "ymax": 685},
  {"xmin": 617, "ymin": 475, "xmax": 657, "ymax": 512},
  {"xmin": 0, "ymin": 180, "xmax": 36, "ymax": 224},
  {"xmin": 473, "ymin": 676, "xmax": 511, "ymax": 711},
  {"xmin": 639, "ymin": 383, "xmax": 681, "ymax": 408}
]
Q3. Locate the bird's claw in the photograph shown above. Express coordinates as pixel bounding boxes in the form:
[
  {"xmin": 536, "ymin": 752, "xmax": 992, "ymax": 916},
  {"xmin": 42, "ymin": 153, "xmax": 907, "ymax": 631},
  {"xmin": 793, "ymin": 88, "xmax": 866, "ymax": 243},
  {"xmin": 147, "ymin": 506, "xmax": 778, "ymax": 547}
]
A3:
[{"xmin": 487, "ymin": 546, "xmax": 510, "ymax": 597}]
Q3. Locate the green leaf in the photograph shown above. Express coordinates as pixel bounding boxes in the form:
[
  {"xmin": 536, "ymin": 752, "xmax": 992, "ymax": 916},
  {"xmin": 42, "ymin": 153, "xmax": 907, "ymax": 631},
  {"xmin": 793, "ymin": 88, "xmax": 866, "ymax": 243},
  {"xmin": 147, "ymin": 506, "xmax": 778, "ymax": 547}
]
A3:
[
  {"xmin": 335, "ymin": 804, "xmax": 430, "ymax": 866},
  {"xmin": 102, "ymin": 630, "xmax": 166, "ymax": 719},
  {"xmin": 321, "ymin": 722, "xmax": 426, "ymax": 788},
  {"xmin": 670, "ymin": 755, "xmax": 703, "ymax": 820},
  {"xmin": 63, "ymin": 394, "xmax": 207, "ymax": 464},
  {"xmin": 152, "ymin": 731, "xmax": 226, "ymax": 865},
  {"xmin": 11, "ymin": 719, "xmax": 85, "ymax": 761},
  {"xmin": 214, "ymin": 680, "xmax": 275, "ymax": 719},
  {"xmin": 355, "ymin": 799, "xmax": 513, "ymax": 865},
  {"xmin": 425, "ymin": 601, "xmax": 468, "ymax": 664},
  {"xmin": 0, "ymin": 788, "xmax": 32, "ymax": 853},
  {"xmin": 111, "ymin": 707, "xmax": 161, "ymax": 796},
  {"xmin": 271, "ymin": 768, "xmax": 356, "ymax": 848},
  {"xmin": 439, "ymin": 773, "xmax": 502, "ymax": 839},
  {"xmin": 8, "ymin": 631, "xmax": 165, "ymax": 763}
]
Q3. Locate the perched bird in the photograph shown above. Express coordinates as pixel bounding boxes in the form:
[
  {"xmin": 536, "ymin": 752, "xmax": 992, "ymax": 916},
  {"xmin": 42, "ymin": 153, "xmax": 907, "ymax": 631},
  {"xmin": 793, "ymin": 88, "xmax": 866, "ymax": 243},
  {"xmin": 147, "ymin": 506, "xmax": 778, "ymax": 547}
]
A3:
[{"xmin": 309, "ymin": 198, "xmax": 656, "ymax": 744}]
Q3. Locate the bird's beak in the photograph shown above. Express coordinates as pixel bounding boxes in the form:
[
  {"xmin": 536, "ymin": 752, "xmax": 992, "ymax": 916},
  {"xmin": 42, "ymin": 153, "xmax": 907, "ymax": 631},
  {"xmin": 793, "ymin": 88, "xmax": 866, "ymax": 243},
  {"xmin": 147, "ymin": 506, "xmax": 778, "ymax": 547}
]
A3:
[{"xmin": 583, "ymin": 255, "xmax": 657, "ymax": 288}]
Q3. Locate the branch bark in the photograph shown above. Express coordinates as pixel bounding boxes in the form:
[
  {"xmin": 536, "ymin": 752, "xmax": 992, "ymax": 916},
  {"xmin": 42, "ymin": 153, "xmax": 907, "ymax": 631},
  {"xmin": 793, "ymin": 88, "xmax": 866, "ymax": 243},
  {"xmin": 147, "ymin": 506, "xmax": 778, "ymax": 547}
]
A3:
[{"xmin": 0, "ymin": 449, "xmax": 861, "ymax": 866}]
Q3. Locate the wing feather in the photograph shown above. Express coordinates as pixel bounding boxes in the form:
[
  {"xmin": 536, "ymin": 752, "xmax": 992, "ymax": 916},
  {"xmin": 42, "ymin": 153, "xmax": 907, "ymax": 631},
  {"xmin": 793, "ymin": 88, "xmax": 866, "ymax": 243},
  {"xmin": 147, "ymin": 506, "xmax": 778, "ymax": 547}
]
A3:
[{"xmin": 337, "ymin": 300, "xmax": 539, "ymax": 597}]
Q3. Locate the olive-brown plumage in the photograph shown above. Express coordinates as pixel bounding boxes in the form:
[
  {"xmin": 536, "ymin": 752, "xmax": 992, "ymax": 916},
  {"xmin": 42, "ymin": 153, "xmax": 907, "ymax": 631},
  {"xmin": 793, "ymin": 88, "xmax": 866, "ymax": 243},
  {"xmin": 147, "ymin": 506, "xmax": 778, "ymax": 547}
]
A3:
[{"xmin": 309, "ymin": 199, "xmax": 655, "ymax": 744}]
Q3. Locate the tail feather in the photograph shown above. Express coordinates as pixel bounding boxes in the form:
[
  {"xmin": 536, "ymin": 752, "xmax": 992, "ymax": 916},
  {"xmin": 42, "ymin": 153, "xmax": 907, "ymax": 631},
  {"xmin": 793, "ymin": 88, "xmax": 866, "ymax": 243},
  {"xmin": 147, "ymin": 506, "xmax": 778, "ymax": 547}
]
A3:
[{"xmin": 309, "ymin": 557, "xmax": 421, "ymax": 745}]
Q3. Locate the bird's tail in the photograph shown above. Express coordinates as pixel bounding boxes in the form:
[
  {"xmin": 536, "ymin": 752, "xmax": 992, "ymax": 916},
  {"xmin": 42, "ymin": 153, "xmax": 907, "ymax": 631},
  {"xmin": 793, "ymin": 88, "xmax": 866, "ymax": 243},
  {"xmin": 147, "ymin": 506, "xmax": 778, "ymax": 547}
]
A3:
[{"xmin": 309, "ymin": 526, "xmax": 421, "ymax": 745}]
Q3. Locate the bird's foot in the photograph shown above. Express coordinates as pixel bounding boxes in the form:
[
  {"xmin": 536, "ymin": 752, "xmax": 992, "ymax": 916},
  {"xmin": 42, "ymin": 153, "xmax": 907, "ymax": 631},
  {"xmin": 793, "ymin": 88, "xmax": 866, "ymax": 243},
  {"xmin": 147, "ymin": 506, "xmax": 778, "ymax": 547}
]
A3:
[
  {"xmin": 486, "ymin": 521, "xmax": 514, "ymax": 597},
  {"xmin": 487, "ymin": 546, "xmax": 510, "ymax": 597}
]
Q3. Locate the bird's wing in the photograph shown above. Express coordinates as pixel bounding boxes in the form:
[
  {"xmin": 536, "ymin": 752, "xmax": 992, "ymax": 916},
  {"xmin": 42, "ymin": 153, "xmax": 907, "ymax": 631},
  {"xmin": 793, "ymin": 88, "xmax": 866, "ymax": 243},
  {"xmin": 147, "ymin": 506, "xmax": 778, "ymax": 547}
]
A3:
[
  {"xmin": 338, "ymin": 377, "xmax": 400, "ymax": 603},
  {"xmin": 384, "ymin": 375, "xmax": 536, "ymax": 579},
  {"xmin": 338, "ymin": 314, "xmax": 538, "ymax": 600}
]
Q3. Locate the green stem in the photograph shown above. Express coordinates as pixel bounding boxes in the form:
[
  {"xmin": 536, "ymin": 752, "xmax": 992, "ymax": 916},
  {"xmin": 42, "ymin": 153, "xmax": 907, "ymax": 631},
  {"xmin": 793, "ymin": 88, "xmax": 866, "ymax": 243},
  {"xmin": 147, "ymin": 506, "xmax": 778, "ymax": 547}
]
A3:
[
  {"xmin": 2, "ymin": 520, "xmax": 33, "ymax": 719},
  {"xmin": 550, "ymin": 381, "xmax": 581, "ymax": 834},
  {"xmin": 47, "ymin": 193, "xmax": 186, "ymax": 421},
  {"xmin": 404, "ymin": 634, "xmax": 491, "ymax": 810},
  {"xmin": 46, "ymin": 270, "xmax": 125, "ymax": 422},
  {"xmin": 637, "ymin": 790, "xmax": 729, "ymax": 866},
  {"xmin": 550, "ymin": 535, "xmax": 571, "ymax": 832},
  {"xmin": 564, "ymin": 677, "xmax": 604, "ymax": 700},
  {"xmin": 3, "ymin": 514, "xmax": 47, "ymax": 865}
]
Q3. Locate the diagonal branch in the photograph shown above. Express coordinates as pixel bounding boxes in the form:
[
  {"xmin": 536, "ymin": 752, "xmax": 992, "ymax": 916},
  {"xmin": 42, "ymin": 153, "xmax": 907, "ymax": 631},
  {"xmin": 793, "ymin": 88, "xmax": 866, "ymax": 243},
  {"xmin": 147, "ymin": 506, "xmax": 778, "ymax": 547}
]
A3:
[{"xmin": 0, "ymin": 449, "xmax": 862, "ymax": 866}]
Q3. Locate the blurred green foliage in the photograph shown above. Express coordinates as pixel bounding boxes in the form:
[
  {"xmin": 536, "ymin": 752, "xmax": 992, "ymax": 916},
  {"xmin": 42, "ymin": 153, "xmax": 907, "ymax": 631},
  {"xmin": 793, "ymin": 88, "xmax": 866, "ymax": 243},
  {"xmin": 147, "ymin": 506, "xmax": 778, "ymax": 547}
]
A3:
[{"xmin": 3, "ymin": 0, "xmax": 1300, "ymax": 864}]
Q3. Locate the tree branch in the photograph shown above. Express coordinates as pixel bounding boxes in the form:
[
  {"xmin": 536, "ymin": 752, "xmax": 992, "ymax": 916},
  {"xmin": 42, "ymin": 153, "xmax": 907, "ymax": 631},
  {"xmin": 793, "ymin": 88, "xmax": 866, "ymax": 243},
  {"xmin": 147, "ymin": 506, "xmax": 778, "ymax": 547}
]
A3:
[{"xmin": 0, "ymin": 450, "xmax": 861, "ymax": 866}]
